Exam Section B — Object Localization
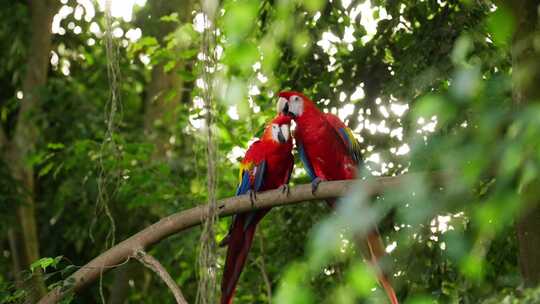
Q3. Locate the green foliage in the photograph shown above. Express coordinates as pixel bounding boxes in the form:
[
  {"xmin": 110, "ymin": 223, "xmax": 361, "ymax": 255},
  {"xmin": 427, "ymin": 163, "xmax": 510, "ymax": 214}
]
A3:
[
  {"xmin": 30, "ymin": 256, "xmax": 63, "ymax": 273},
  {"xmin": 1, "ymin": 0, "xmax": 539, "ymax": 303}
]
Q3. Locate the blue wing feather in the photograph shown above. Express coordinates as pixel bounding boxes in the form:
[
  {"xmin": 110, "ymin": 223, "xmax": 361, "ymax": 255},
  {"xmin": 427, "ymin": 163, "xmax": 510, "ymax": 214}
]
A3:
[
  {"xmin": 324, "ymin": 113, "xmax": 363, "ymax": 165},
  {"xmin": 242, "ymin": 160, "xmax": 266, "ymax": 231},
  {"xmin": 253, "ymin": 160, "xmax": 266, "ymax": 192},
  {"xmin": 338, "ymin": 128, "xmax": 361, "ymax": 163},
  {"xmin": 235, "ymin": 169, "xmax": 251, "ymax": 196},
  {"xmin": 298, "ymin": 141, "xmax": 316, "ymax": 180}
]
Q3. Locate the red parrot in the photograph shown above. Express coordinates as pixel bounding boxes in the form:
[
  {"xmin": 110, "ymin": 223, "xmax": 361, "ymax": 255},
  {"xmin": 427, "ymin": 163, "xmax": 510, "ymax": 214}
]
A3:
[
  {"xmin": 220, "ymin": 114, "xmax": 294, "ymax": 304},
  {"xmin": 277, "ymin": 91, "xmax": 399, "ymax": 304}
]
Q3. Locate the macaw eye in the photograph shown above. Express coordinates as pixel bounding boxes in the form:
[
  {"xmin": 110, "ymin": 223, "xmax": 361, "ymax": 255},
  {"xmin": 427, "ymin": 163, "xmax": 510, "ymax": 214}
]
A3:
[
  {"xmin": 290, "ymin": 95, "xmax": 300, "ymax": 103},
  {"xmin": 286, "ymin": 95, "xmax": 303, "ymax": 117}
]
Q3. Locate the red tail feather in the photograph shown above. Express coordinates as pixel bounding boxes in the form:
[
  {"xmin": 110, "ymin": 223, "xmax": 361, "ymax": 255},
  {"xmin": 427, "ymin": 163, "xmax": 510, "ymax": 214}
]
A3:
[
  {"xmin": 327, "ymin": 200, "xmax": 398, "ymax": 303},
  {"xmin": 220, "ymin": 213, "xmax": 261, "ymax": 304},
  {"xmin": 366, "ymin": 230, "xmax": 399, "ymax": 304}
]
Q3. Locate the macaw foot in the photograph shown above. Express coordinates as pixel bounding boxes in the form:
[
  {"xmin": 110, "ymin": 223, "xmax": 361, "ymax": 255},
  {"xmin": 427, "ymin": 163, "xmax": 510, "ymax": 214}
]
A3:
[
  {"xmin": 311, "ymin": 177, "xmax": 323, "ymax": 194},
  {"xmin": 248, "ymin": 190, "xmax": 257, "ymax": 208},
  {"xmin": 279, "ymin": 184, "xmax": 290, "ymax": 196}
]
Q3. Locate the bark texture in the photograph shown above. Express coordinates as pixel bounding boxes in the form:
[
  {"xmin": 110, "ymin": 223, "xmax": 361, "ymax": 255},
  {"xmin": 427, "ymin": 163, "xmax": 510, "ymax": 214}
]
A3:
[
  {"xmin": 510, "ymin": 0, "xmax": 540, "ymax": 287},
  {"xmin": 4, "ymin": 0, "xmax": 57, "ymax": 300},
  {"xmin": 134, "ymin": 250, "xmax": 188, "ymax": 304}
]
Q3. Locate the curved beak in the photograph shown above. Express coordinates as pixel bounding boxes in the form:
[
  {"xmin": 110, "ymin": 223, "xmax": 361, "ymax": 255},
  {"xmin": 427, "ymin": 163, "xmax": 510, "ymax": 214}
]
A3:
[
  {"xmin": 277, "ymin": 97, "xmax": 288, "ymax": 114},
  {"xmin": 283, "ymin": 103, "xmax": 296, "ymax": 118},
  {"xmin": 277, "ymin": 96, "xmax": 296, "ymax": 118}
]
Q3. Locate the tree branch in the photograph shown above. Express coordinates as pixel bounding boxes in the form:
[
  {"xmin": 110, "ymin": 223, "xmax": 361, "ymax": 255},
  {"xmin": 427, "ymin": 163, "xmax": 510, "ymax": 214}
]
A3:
[
  {"xmin": 134, "ymin": 249, "xmax": 188, "ymax": 304},
  {"xmin": 38, "ymin": 173, "xmax": 437, "ymax": 304}
]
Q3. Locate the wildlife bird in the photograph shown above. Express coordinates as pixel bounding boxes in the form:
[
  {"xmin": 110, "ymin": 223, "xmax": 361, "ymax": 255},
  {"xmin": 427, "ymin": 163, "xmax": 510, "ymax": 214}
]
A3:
[
  {"xmin": 277, "ymin": 91, "xmax": 399, "ymax": 304},
  {"xmin": 220, "ymin": 114, "xmax": 294, "ymax": 304}
]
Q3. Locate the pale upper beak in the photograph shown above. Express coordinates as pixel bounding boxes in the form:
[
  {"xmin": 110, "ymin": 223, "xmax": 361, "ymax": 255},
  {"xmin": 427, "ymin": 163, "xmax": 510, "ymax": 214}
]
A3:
[{"xmin": 277, "ymin": 97, "xmax": 288, "ymax": 114}]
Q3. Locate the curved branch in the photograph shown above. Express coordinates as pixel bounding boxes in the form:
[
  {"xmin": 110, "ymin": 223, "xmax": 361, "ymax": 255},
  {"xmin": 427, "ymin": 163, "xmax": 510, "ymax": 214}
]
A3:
[
  {"xmin": 134, "ymin": 249, "xmax": 188, "ymax": 304},
  {"xmin": 38, "ymin": 174, "xmax": 421, "ymax": 304}
]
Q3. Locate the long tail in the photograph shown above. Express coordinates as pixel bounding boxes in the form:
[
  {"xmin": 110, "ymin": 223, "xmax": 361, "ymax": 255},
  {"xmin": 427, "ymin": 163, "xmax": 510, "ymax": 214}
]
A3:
[
  {"xmin": 220, "ymin": 210, "xmax": 268, "ymax": 304},
  {"xmin": 326, "ymin": 199, "xmax": 398, "ymax": 304},
  {"xmin": 366, "ymin": 229, "xmax": 399, "ymax": 304}
]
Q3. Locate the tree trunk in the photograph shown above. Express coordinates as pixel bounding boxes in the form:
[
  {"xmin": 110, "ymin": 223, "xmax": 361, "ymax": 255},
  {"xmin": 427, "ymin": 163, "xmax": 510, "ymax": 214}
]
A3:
[
  {"xmin": 144, "ymin": 63, "xmax": 184, "ymax": 158},
  {"xmin": 7, "ymin": 228, "xmax": 23, "ymax": 284},
  {"xmin": 509, "ymin": 0, "xmax": 540, "ymax": 287},
  {"xmin": 6, "ymin": 0, "xmax": 57, "ymax": 300},
  {"xmin": 143, "ymin": 0, "xmax": 193, "ymax": 159}
]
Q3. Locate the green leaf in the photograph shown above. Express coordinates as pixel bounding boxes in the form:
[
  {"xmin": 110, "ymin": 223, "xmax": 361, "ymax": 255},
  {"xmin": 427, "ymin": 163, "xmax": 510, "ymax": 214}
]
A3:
[
  {"xmin": 274, "ymin": 263, "xmax": 313, "ymax": 304},
  {"xmin": 347, "ymin": 262, "xmax": 376, "ymax": 296},
  {"xmin": 179, "ymin": 48, "xmax": 198, "ymax": 60},
  {"xmin": 412, "ymin": 94, "xmax": 455, "ymax": 126},
  {"xmin": 164, "ymin": 60, "xmax": 176, "ymax": 72},
  {"xmin": 460, "ymin": 254, "xmax": 485, "ymax": 281},
  {"xmin": 130, "ymin": 36, "xmax": 158, "ymax": 53},
  {"xmin": 225, "ymin": 42, "xmax": 259, "ymax": 73},
  {"xmin": 518, "ymin": 163, "xmax": 538, "ymax": 194},
  {"xmin": 30, "ymin": 256, "xmax": 62, "ymax": 273},
  {"xmin": 178, "ymin": 69, "xmax": 196, "ymax": 81},
  {"xmin": 223, "ymin": 0, "xmax": 259, "ymax": 42},
  {"xmin": 38, "ymin": 162, "xmax": 54, "ymax": 177},
  {"xmin": 301, "ymin": 0, "xmax": 325, "ymax": 13},
  {"xmin": 47, "ymin": 142, "xmax": 65, "ymax": 150},
  {"xmin": 169, "ymin": 24, "xmax": 197, "ymax": 49},
  {"xmin": 160, "ymin": 12, "xmax": 179, "ymax": 23},
  {"xmin": 451, "ymin": 35, "xmax": 473, "ymax": 65},
  {"xmin": 293, "ymin": 31, "xmax": 311, "ymax": 56},
  {"xmin": 486, "ymin": 7, "xmax": 515, "ymax": 47},
  {"xmin": 164, "ymin": 89, "xmax": 177, "ymax": 102}
]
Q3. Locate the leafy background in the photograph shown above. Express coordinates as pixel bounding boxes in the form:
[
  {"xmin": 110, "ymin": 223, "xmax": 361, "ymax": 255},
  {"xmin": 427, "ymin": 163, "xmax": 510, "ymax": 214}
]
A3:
[{"xmin": 1, "ymin": 0, "xmax": 540, "ymax": 303}]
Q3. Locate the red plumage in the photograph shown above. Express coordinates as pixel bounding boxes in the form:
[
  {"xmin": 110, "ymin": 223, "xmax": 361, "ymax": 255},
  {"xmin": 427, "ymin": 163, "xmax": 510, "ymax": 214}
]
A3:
[
  {"xmin": 220, "ymin": 114, "xmax": 294, "ymax": 304},
  {"xmin": 278, "ymin": 91, "xmax": 399, "ymax": 304}
]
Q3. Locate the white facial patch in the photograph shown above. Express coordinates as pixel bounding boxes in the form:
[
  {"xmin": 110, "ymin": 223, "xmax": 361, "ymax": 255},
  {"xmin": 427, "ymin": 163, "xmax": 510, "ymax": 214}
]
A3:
[
  {"xmin": 288, "ymin": 95, "xmax": 304, "ymax": 117},
  {"xmin": 277, "ymin": 97, "xmax": 287, "ymax": 113},
  {"xmin": 280, "ymin": 124, "xmax": 290, "ymax": 141},
  {"xmin": 271, "ymin": 124, "xmax": 280, "ymax": 141}
]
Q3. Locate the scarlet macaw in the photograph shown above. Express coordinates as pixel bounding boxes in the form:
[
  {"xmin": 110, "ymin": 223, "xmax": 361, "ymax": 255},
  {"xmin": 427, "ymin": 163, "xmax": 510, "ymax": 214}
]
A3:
[
  {"xmin": 277, "ymin": 91, "xmax": 399, "ymax": 304},
  {"xmin": 220, "ymin": 114, "xmax": 294, "ymax": 304}
]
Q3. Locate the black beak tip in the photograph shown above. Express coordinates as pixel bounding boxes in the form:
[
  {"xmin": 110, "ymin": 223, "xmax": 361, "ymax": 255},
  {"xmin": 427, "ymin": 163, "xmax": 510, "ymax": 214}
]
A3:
[
  {"xmin": 282, "ymin": 103, "xmax": 289, "ymax": 114},
  {"xmin": 277, "ymin": 132, "xmax": 286, "ymax": 143},
  {"xmin": 283, "ymin": 103, "xmax": 296, "ymax": 118}
]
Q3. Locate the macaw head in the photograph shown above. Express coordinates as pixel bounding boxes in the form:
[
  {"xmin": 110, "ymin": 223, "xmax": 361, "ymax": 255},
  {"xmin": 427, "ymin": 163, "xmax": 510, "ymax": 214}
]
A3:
[
  {"xmin": 263, "ymin": 114, "xmax": 292, "ymax": 144},
  {"xmin": 276, "ymin": 91, "xmax": 318, "ymax": 119}
]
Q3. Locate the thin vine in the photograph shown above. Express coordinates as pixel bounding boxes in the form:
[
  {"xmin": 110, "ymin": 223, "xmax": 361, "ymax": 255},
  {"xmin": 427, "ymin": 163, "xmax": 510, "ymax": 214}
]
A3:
[
  {"xmin": 93, "ymin": 1, "xmax": 123, "ymax": 303},
  {"xmin": 90, "ymin": 0, "xmax": 122, "ymax": 249},
  {"xmin": 197, "ymin": 0, "xmax": 220, "ymax": 303}
]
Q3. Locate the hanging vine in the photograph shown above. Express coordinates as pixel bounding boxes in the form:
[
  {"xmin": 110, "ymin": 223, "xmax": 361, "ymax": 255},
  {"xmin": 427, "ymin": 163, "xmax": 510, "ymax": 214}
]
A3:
[
  {"xmin": 197, "ymin": 0, "xmax": 220, "ymax": 303},
  {"xmin": 89, "ymin": 0, "xmax": 123, "ymax": 271},
  {"xmin": 90, "ymin": 0, "xmax": 121, "ymax": 249},
  {"xmin": 93, "ymin": 1, "xmax": 124, "ymax": 302}
]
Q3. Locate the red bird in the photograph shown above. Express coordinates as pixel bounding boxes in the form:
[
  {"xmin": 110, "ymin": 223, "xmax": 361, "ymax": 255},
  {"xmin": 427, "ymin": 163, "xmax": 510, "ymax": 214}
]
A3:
[
  {"xmin": 220, "ymin": 114, "xmax": 294, "ymax": 304},
  {"xmin": 277, "ymin": 91, "xmax": 399, "ymax": 304}
]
